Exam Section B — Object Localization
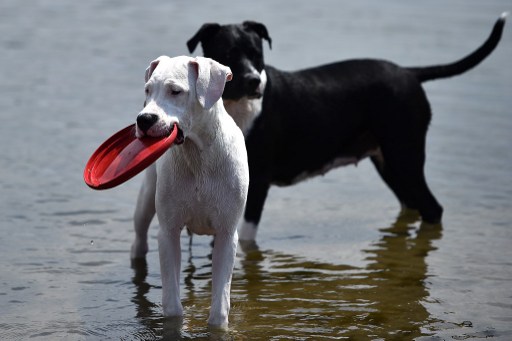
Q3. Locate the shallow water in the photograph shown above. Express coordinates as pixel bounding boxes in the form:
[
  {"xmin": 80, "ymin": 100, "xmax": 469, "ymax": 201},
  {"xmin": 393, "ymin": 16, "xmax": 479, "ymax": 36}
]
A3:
[{"xmin": 1, "ymin": 0, "xmax": 511, "ymax": 339}]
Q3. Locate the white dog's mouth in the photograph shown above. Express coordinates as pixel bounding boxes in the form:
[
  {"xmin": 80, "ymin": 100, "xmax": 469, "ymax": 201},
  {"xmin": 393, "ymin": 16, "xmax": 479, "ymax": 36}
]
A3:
[
  {"xmin": 175, "ymin": 126, "xmax": 185, "ymax": 145},
  {"xmin": 136, "ymin": 122, "xmax": 185, "ymax": 145},
  {"xmin": 136, "ymin": 113, "xmax": 185, "ymax": 144}
]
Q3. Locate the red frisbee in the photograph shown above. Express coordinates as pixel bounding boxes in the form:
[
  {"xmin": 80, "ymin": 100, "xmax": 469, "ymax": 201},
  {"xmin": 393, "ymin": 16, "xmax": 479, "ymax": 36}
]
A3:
[{"xmin": 84, "ymin": 123, "xmax": 178, "ymax": 190}]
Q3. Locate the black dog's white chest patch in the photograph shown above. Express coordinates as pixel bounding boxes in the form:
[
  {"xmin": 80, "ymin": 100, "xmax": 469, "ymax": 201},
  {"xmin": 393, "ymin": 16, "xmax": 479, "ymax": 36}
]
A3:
[
  {"xmin": 223, "ymin": 97, "xmax": 263, "ymax": 137},
  {"xmin": 223, "ymin": 70, "xmax": 266, "ymax": 137}
]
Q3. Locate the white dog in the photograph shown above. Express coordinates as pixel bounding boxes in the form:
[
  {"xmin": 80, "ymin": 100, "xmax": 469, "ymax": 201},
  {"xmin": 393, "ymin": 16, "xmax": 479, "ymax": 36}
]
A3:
[{"xmin": 130, "ymin": 55, "xmax": 249, "ymax": 328}]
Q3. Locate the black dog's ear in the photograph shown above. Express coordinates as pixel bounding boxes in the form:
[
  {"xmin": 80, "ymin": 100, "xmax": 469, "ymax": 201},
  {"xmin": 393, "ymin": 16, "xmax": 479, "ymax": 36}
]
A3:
[
  {"xmin": 243, "ymin": 21, "xmax": 272, "ymax": 49},
  {"xmin": 187, "ymin": 23, "xmax": 221, "ymax": 53}
]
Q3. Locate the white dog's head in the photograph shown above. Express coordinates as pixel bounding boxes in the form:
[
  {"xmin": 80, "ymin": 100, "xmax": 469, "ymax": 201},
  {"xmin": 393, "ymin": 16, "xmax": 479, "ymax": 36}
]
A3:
[{"xmin": 135, "ymin": 56, "xmax": 232, "ymax": 142}]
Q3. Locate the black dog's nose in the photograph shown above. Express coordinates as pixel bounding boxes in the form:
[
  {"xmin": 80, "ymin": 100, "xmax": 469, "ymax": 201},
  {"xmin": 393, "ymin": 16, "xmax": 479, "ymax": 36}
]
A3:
[
  {"xmin": 244, "ymin": 74, "xmax": 261, "ymax": 91},
  {"xmin": 136, "ymin": 113, "xmax": 158, "ymax": 133}
]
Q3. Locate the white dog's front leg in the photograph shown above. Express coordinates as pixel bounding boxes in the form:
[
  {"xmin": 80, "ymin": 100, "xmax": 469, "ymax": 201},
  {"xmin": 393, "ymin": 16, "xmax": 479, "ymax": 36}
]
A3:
[
  {"xmin": 158, "ymin": 227, "xmax": 183, "ymax": 317},
  {"xmin": 208, "ymin": 230, "xmax": 238, "ymax": 328},
  {"xmin": 131, "ymin": 165, "xmax": 157, "ymax": 259}
]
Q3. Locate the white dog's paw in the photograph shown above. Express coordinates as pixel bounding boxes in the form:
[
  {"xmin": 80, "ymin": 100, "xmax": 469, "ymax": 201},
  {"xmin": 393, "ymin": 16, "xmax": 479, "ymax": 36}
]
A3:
[
  {"xmin": 163, "ymin": 304, "xmax": 184, "ymax": 318},
  {"xmin": 207, "ymin": 312, "xmax": 229, "ymax": 329},
  {"xmin": 130, "ymin": 239, "xmax": 148, "ymax": 259}
]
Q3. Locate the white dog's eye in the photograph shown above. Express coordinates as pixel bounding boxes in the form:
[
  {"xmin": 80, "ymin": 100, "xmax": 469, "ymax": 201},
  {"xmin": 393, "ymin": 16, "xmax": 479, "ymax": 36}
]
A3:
[{"xmin": 171, "ymin": 90, "xmax": 182, "ymax": 96}]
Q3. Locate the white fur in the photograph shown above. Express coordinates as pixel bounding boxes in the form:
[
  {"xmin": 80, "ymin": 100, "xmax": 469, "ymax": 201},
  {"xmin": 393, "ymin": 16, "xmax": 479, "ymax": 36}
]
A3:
[
  {"xmin": 238, "ymin": 220, "xmax": 258, "ymax": 241},
  {"xmin": 131, "ymin": 56, "xmax": 249, "ymax": 328},
  {"xmin": 223, "ymin": 70, "xmax": 266, "ymax": 137}
]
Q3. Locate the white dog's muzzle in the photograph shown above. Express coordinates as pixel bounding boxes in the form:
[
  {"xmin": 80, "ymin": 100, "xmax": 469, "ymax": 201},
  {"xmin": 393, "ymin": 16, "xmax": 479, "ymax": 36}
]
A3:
[{"xmin": 136, "ymin": 112, "xmax": 185, "ymax": 144}]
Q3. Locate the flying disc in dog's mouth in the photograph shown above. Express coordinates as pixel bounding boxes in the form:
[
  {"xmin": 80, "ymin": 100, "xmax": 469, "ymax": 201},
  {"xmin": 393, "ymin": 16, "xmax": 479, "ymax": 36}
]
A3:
[{"xmin": 84, "ymin": 123, "xmax": 178, "ymax": 190}]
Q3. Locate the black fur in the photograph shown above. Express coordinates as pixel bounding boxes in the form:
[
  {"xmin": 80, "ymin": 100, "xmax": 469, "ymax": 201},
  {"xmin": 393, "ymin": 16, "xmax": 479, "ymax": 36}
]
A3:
[{"xmin": 187, "ymin": 15, "xmax": 506, "ymax": 229}]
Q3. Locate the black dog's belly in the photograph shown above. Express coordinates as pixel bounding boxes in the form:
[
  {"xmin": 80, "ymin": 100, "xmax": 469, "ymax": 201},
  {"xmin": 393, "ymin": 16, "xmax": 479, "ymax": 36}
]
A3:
[{"xmin": 270, "ymin": 131, "xmax": 380, "ymax": 186}]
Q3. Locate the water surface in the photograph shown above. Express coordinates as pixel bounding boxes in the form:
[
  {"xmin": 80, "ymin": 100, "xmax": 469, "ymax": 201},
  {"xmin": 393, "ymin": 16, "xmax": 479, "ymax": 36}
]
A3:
[{"xmin": 1, "ymin": 0, "xmax": 511, "ymax": 339}]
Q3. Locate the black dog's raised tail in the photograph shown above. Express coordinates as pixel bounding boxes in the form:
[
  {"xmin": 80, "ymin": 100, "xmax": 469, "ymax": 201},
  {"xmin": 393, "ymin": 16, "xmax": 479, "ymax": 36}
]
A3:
[{"xmin": 409, "ymin": 12, "xmax": 507, "ymax": 82}]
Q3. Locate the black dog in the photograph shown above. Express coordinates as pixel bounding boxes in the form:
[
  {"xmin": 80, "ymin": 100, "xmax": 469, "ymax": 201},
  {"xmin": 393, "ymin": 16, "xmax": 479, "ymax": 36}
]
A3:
[{"xmin": 187, "ymin": 15, "xmax": 506, "ymax": 241}]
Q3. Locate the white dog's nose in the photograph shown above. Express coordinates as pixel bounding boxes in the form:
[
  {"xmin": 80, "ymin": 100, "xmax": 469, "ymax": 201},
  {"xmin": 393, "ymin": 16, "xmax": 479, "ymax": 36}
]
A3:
[{"xmin": 136, "ymin": 113, "xmax": 158, "ymax": 133}]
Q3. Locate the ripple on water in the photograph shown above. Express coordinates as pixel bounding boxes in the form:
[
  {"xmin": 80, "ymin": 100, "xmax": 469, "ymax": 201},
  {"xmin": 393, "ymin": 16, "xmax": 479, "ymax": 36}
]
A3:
[
  {"xmin": 69, "ymin": 219, "xmax": 106, "ymax": 226},
  {"xmin": 76, "ymin": 260, "xmax": 113, "ymax": 267},
  {"xmin": 10, "ymin": 286, "xmax": 28, "ymax": 291},
  {"xmin": 48, "ymin": 209, "xmax": 118, "ymax": 217}
]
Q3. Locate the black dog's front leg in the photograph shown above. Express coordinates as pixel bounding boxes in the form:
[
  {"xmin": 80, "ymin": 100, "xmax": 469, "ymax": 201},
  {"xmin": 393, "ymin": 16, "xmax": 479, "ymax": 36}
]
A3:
[{"xmin": 239, "ymin": 175, "xmax": 271, "ymax": 241}]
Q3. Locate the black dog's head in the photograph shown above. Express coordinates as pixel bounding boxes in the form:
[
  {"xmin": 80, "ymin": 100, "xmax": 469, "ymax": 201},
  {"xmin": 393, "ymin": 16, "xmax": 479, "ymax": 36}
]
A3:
[{"xmin": 187, "ymin": 21, "xmax": 272, "ymax": 100}]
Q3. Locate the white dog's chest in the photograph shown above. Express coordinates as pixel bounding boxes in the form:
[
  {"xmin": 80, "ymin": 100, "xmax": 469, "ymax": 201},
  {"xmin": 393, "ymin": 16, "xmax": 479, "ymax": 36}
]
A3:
[
  {"xmin": 157, "ymin": 151, "xmax": 240, "ymax": 236},
  {"xmin": 187, "ymin": 180, "xmax": 221, "ymax": 234}
]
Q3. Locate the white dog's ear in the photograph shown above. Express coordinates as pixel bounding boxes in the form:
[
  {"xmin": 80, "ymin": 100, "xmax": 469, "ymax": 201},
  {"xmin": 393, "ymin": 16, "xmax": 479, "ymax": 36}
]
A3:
[
  {"xmin": 145, "ymin": 56, "xmax": 166, "ymax": 82},
  {"xmin": 190, "ymin": 57, "xmax": 232, "ymax": 110}
]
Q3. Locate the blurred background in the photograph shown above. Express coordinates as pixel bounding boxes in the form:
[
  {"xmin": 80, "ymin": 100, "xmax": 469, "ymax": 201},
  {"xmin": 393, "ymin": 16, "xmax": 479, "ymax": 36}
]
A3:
[{"xmin": 0, "ymin": 0, "xmax": 511, "ymax": 339}]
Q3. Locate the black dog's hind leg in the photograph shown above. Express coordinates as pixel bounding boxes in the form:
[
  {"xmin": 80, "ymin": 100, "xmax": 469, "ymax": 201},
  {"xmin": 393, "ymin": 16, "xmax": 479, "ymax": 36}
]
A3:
[{"xmin": 371, "ymin": 139, "xmax": 443, "ymax": 224}]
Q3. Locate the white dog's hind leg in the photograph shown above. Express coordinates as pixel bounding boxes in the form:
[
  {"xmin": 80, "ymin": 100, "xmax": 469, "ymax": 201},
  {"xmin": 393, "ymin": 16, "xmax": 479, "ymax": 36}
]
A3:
[
  {"xmin": 131, "ymin": 164, "xmax": 157, "ymax": 259},
  {"xmin": 208, "ymin": 230, "xmax": 238, "ymax": 328},
  {"xmin": 158, "ymin": 226, "xmax": 184, "ymax": 317}
]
